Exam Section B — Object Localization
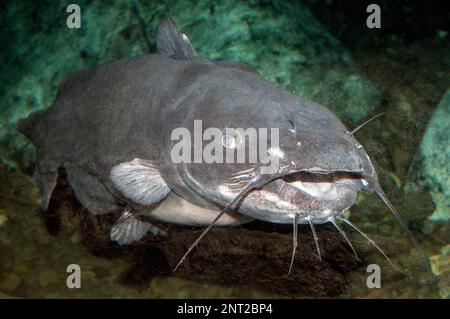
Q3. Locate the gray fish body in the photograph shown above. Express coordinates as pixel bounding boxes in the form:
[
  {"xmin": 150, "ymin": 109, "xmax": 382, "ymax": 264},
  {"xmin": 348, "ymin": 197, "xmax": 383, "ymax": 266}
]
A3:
[
  {"xmin": 30, "ymin": 55, "xmax": 202, "ymax": 185},
  {"xmin": 17, "ymin": 18, "xmax": 384, "ymax": 244}
]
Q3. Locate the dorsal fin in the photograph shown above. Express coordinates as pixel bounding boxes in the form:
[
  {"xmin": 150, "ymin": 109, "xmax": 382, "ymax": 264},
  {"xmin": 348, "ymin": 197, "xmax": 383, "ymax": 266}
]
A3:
[{"xmin": 155, "ymin": 17, "xmax": 198, "ymax": 60}]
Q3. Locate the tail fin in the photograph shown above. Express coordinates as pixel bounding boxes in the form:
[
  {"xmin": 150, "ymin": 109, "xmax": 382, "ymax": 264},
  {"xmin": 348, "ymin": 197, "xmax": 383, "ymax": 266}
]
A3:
[{"xmin": 15, "ymin": 109, "xmax": 47, "ymax": 145}]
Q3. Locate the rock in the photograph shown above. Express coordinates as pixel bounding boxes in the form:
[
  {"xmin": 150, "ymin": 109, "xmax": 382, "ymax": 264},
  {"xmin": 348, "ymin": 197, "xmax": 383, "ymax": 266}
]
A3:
[
  {"xmin": 0, "ymin": 0, "xmax": 380, "ymax": 167},
  {"xmin": 0, "ymin": 153, "xmax": 18, "ymax": 172},
  {"xmin": 0, "ymin": 247, "xmax": 14, "ymax": 271},
  {"xmin": 37, "ymin": 270, "xmax": 60, "ymax": 288},
  {"xmin": 417, "ymin": 89, "xmax": 450, "ymax": 221},
  {"xmin": 0, "ymin": 273, "xmax": 21, "ymax": 292},
  {"xmin": 0, "ymin": 292, "xmax": 20, "ymax": 299},
  {"xmin": 430, "ymin": 244, "xmax": 450, "ymax": 299},
  {"xmin": 288, "ymin": 68, "xmax": 380, "ymax": 126},
  {"xmin": 13, "ymin": 261, "xmax": 33, "ymax": 275},
  {"xmin": 430, "ymin": 244, "xmax": 450, "ymax": 276},
  {"xmin": 0, "ymin": 211, "xmax": 8, "ymax": 227},
  {"xmin": 80, "ymin": 207, "xmax": 360, "ymax": 297},
  {"xmin": 70, "ymin": 231, "xmax": 81, "ymax": 244}
]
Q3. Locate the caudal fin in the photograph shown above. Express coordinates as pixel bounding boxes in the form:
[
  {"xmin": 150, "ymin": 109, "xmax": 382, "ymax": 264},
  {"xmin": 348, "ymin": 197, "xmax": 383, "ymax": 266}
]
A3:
[{"xmin": 15, "ymin": 109, "xmax": 47, "ymax": 145}]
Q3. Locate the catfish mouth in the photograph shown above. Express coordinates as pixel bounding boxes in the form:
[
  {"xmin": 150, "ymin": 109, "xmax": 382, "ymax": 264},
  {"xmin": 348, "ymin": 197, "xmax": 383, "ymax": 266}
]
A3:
[
  {"xmin": 240, "ymin": 171, "xmax": 365, "ymax": 223},
  {"xmin": 281, "ymin": 171, "xmax": 364, "ymax": 196}
]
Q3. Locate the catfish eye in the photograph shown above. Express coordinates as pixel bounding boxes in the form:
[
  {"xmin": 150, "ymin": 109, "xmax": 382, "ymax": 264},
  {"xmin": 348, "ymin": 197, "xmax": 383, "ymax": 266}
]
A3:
[{"xmin": 221, "ymin": 130, "xmax": 242, "ymax": 149}]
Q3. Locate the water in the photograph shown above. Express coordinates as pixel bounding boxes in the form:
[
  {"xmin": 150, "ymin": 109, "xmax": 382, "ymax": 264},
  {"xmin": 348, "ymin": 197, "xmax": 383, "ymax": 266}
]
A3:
[{"xmin": 0, "ymin": 0, "xmax": 448, "ymax": 298}]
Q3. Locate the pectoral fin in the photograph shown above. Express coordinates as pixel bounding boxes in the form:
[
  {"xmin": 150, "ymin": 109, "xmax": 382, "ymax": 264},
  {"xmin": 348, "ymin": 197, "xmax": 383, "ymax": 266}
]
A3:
[
  {"xmin": 110, "ymin": 211, "xmax": 166, "ymax": 245},
  {"xmin": 109, "ymin": 158, "xmax": 170, "ymax": 206}
]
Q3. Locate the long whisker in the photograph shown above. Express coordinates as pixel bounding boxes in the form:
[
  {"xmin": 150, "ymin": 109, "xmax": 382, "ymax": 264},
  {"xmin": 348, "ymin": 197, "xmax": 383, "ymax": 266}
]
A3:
[
  {"xmin": 306, "ymin": 217, "xmax": 321, "ymax": 261},
  {"xmin": 173, "ymin": 183, "xmax": 256, "ymax": 272},
  {"xmin": 288, "ymin": 214, "xmax": 299, "ymax": 275},
  {"xmin": 350, "ymin": 112, "xmax": 385, "ymax": 135},
  {"xmin": 173, "ymin": 166, "xmax": 270, "ymax": 272},
  {"xmin": 337, "ymin": 216, "xmax": 395, "ymax": 269},
  {"xmin": 374, "ymin": 188, "xmax": 433, "ymax": 279},
  {"xmin": 328, "ymin": 216, "xmax": 360, "ymax": 261}
]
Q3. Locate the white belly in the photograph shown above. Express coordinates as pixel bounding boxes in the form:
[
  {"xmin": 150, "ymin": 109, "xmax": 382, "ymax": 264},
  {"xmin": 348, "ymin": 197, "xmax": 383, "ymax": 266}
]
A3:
[{"xmin": 144, "ymin": 192, "xmax": 253, "ymax": 226}]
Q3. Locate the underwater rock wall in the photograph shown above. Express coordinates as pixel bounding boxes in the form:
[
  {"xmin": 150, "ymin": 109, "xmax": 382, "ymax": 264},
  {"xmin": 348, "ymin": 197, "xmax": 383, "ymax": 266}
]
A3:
[
  {"xmin": 418, "ymin": 89, "xmax": 450, "ymax": 221},
  {"xmin": 0, "ymin": 0, "xmax": 380, "ymax": 167}
]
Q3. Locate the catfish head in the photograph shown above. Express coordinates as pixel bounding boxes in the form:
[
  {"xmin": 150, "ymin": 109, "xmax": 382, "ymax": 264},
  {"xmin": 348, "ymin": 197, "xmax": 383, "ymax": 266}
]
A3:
[
  {"xmin": 152, "ymin": 18, "xmax": 427, "ymax": 276},
  {"xmin": 167, "ymin": 78, "xmax": 381, "ymax": 226}
]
